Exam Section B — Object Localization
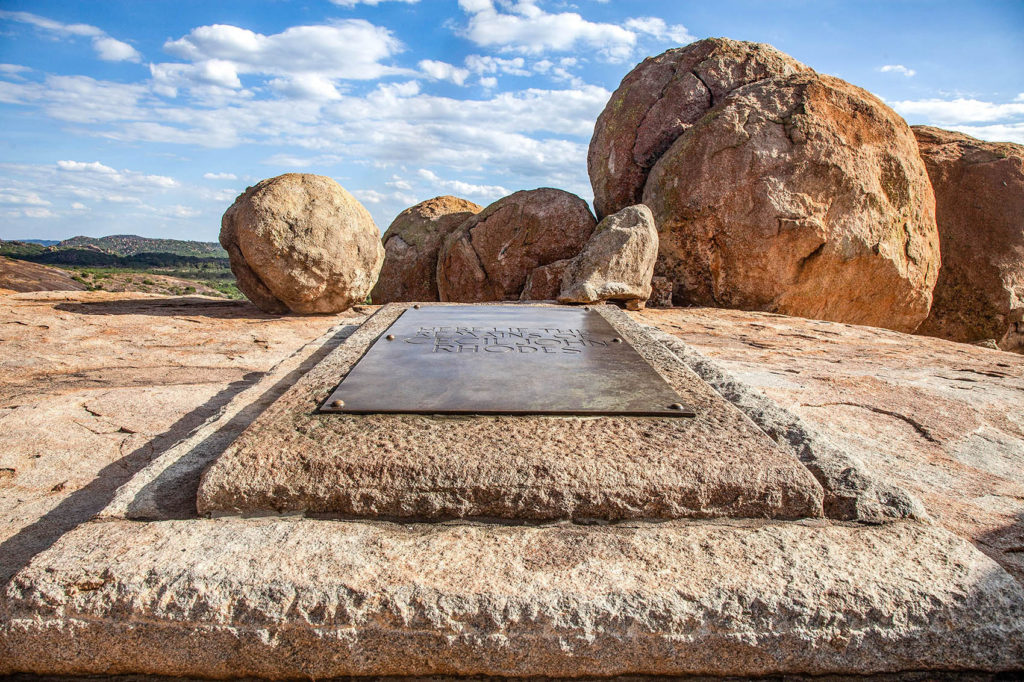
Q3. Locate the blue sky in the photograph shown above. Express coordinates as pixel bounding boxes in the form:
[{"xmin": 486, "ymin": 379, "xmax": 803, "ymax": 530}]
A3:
[{"xmin": 1, "ymin": 0, "xmax": 1021, "ymax": 242}]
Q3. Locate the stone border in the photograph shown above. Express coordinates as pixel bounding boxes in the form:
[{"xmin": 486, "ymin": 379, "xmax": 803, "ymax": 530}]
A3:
[
  {"xmin": 643, "ymin": 325, "xmax": 927, "ymax": 523},
  {"xmin": 2, "ymin": 517, "xmax": 1021, "ymax": 677}
]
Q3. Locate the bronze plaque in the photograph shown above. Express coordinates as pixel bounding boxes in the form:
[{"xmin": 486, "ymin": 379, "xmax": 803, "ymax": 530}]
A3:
[{"xmin": 319, "ymin": 305, "xmax": 694, "ymax": 417}]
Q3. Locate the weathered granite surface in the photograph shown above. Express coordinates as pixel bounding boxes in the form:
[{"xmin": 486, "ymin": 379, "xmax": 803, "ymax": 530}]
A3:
[
  {"xmin": 3, "ymin": 518, "xmax": 1022, "ymax": 677},
  {"xmin": 197, "ymin": 303, "xmax": 824, "ymax": 521},
  {"xmin": 638, "ymin": 307, "xmax": 1024, "ymax": 583},
  {"xmin": 0, "ymin": 291, "xmax": 364, "ymax": 585},
  {"xmin": 3, "ymin": 292, "xmax": 1023, "ymax": 678}
]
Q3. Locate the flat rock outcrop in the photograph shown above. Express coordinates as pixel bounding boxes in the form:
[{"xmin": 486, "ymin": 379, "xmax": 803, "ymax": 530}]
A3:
[
  {"xmin": 643, "ymin": 73, "xmax": 939, "ymax": 332},
  {"xmin": 371, "ymin": 196, "xmax": 481, "ymax": 303},
  {"xmin": 0, "ymin": 290, "xmax": 364, "ymax": 585},
  {"xmin": 436, "ymin": 188, "xmax": 596, "ymax": 302},
  {"xmin": 558, "ymin": 204, "xmax": 658, "ymax": 308},
  {"xmin": 913, "ymin": 126, "xmax": 1024, "ymax": 351},
  {"xmin": 588, "ymin": 38, "xmax": 811, "ymax": 219},
  {"xmin": 0, "ymin": 257, "xmax": 86, "ymax": 293},
  {"xmin": 638, "ymin": 306, "xmax": 1024, "ymax": 584},
  {"xmin": 221, "ymin": 173, "xmax": 384, "ymax": 314},
  {"xmin": 2, "ymin": 291, "xmax": 1023, "ymax": 676}
]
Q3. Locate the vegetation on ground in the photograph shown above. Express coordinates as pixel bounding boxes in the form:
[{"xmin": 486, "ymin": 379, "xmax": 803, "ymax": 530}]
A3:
[{"xmin": 1, "ymin": 235, "xmax": 242, "ymax": 299}]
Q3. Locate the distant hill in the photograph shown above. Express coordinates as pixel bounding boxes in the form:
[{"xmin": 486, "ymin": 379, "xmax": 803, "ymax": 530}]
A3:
[
  {"xmin": 57, "ymin": 235, "xmax": 227, "ymax": 258},
  {"xmin": 0, "ymin": 235, "xmax": 229, "ymax": 268},
  {"xmin": 15, "ymin": 239, "xmax": 60, "ymax": 246}
]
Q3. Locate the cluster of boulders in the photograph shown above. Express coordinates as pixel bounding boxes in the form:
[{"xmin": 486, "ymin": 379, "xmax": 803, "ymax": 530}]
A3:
[{"xmin": 220, "ymin": 38, "xmax": 1023, "ymax": 351}]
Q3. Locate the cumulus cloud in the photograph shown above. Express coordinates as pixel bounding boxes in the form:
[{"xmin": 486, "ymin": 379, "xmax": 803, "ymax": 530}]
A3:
[
  {"xmin": 457, "ymin": 0, "xmax": 691, "ymax": 61},
  {"xmin": 419, "ymin": 59, "xmax": 470, "ymax": 85},
  {"xmin": 203, "ymin": 172, "xmax": 238, "ymax": 180},
  {"xmin": 880, "ymin": 64, "xmax": 916, "ymax": 77},
  {"xmin": 0, "ymin": 10, "xmax": 141, "ymax": 62},
  {"xmin": 888, "ymin": 95, "xmax": 1024, "ymax": 144},
  {"xmin": 155, "ymin": 21, "xmax": 404, "ymax": 99}
]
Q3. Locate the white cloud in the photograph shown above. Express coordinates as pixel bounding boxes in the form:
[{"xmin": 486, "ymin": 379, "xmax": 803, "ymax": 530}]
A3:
[
  {"xmin": 456, "ymin": 0, "xmax": 690, "ymax": 61},
  {"xmin": 0, "ymin": 64, "xmax": 32, "ymax": 78},
  {"xmin": 203, "ymin": 172, "xmax": 238, "ymax": 180},
  {"xmin": 270, "ymin": 74, "xmax": 342, "ymax": 100},
  {"xmin": 261, "ymin": 153, "xmax": 345, "ymax": 168},
  {"xmin": 22, "ymin": 207, "xmax": 56, "ymax": 218},
  {"xmin": 880, "ymin": 64, "xmax": 916, "ymax": 77},
  {"xmin": 623, "ymin": 17, "xmax": 694, "ymax": 43},
  {"xmin": 57, "ymin": 160, "xmax": 118, "ymax": 174},
  {"xmin": 948, "ymin": 123, "xmax": 1024, "ymax": 145},
  {"xmin": 479, "ymin": 76, "xmax": 497, "ymax": 88},
  {"xmin": 170, "ymin": 205, "xmax": 201, "ymax": 218},
  {"xmin": 465, "ymin": 55, "xmax": 529, "ymax": 76},
  {"xmin": 419, "ymin": 59, "xmax": 470, "ymax": 85},
  {"xmin": 458, "ymin": 0, "xmax": 637, "ymax": 60},
  {"xmin": 157, "ymin": 21, "xmax": 404, "ymax": 99},
  {"xmin": 0, "ymin": 10, "xmax": 141, "ymax": 62},
  {"xmin": 329, "ymin": 0, "xmax": 418, "ymax": 5},
  {"xmin": 889, "ymin": 97, "xmax": 1024, "ymax": 124},
  {"xmin": 0, "ymin": 188, "xmax": 51, "ymax": 206},
  {"xmin": 386, "ymin": 176, "xmax": 413, "ymax": 191},
  {"xmin": 0, "ymin": 162, "xmax": 215, "ymax": 237},
  {"xmin": 418, "ymin": 168, "xmax": 508, "ymax": 199},
  {"xmin": 0, "ymin": 10, "xmax": 102, "ymax": 37},
  {"xmin": 57, "ymin": 160, "xmax": 178, "ymax": 188},
  {"xmin": 93, "ymin": 37, "xmax": 141, "ymax": 62},
  {"xmin": 352, "ymin": 189, "xmax": 386, "ymax": 203}
]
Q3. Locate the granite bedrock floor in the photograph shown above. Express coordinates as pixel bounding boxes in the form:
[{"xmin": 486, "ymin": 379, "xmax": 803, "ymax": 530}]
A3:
[{"xmin": 0, "ymin": 294, "xmax": 1022, "ymax": 678}]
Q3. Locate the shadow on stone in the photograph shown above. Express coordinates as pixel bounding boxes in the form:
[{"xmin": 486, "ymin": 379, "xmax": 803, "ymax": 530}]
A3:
[
  {"xmin": 54, "ymin": 297, "xmax": 284, "ymax": 320},
  {"xmin": 0, "ymin": 372, "xmax": 263, "ymax": 587},
  {"xmin": 122, "ymin": 325, "xmax": 356, "ymax": 521}
]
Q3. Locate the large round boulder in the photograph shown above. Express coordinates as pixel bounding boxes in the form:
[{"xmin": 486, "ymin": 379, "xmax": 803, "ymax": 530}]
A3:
[
  {"xmin": 642, "ymin": 73, "xmax": 939, "ymax": 333},
  {"xmin": 913, "ymin": 126, "xmax": 1024, "ymax": 351},
  {"xmin": 220, "ymin": 173, "xmax": 384, "ymax": 314},
  {"xmin": 436, "ymin": 188, "xmax": 596, "ymax": 302},
  {"xmin": 588, "ymin": 38, "xmax": 811, "ymax": 219},
  {"xmin": 371, "ymin": 196, "xmax": 481, "ymax": 303}
]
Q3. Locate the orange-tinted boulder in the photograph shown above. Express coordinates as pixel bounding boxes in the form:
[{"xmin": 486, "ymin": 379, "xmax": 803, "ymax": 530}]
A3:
[
  {"xmin": 436, "ymin": 188, "xmax": 596, "ymax": 302},
  {"xmin": 913, "ymin": 126, "xmax": 1024, "ymax": 352},
  {"xmin": 643, "ymin": 73, "xmax": 939, "ymax": 332},
  {"xmin": 588, "ymin": 38, "xmax": 810, "ymax": 219},
  {"xmin": 371, "ymin": 196, "xmax": 481, "ymax": 303}
]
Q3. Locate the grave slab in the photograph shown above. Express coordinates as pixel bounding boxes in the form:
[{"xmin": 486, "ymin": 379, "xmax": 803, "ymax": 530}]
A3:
[{"xmin": 197, "ymin": 303, "xmax": 825, "ymax": 520}]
